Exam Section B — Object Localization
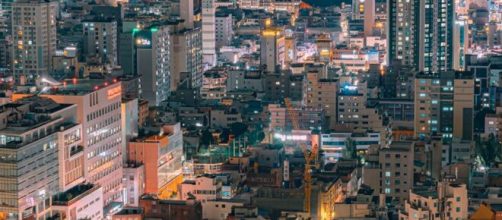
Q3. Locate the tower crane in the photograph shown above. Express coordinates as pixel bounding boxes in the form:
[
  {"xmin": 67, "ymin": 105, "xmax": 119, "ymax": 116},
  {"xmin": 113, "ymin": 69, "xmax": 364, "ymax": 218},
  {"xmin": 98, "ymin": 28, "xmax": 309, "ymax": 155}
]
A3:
[{"xmin": 284, "ymin": 98, "xmax": 318, "ymax": 215}]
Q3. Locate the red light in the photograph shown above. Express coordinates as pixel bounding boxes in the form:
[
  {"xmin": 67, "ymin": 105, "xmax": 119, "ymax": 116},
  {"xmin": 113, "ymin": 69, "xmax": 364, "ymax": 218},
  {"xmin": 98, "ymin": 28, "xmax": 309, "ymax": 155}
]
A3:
[
  {"xmin": 94, "ymin": 86, "xmax": 99, "ymax": 90},
  {"xmin": 72, "ymin": 78, "xmax": 77, "ymax": 84},
  {"xmin": 113, "ymin": 78, "xmax": 117, "ymax": 83},
  {"xmin": 104, "ymin": 82, "xmax": 108, "ymax": 86}
]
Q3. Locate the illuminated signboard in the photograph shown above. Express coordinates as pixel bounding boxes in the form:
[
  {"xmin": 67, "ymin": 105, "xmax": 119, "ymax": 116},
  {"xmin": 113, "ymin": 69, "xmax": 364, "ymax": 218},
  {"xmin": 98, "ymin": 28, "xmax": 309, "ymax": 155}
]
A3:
[
  {"xmin": 107, "ymin": 86, "xmax": 121, "ymax": 100},
  {"xmin": 136, "ymin": 38, "xmax": 151, "ymax": 46},
  {"xmin": 274, "ymin": 133, "xmax": 308, "ymax": 141}
]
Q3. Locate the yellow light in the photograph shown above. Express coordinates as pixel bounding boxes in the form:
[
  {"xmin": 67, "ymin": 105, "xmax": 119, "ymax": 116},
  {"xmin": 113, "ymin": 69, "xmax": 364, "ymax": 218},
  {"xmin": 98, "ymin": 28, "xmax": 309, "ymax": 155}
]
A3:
[
  {"xmin": 265, "ymin": 18, "xmax": 271, "ymax": 27},
  {"xmin": 262, "ymin": 30, "xmax": 279, "ymax": 36}
]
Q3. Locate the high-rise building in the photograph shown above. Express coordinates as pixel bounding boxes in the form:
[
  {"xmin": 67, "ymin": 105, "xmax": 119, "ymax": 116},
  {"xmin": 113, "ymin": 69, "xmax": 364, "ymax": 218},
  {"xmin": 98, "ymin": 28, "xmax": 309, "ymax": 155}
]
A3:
[
  {"xmin": 135, "ymin": 25, "xmax": 171, "ymax": 106},
  {"xmin": 82, "ymin": 18, "xmax": 118, "ymax": 66},
  {"xmin": 180, "ymin": 0, "xmax": 194, "ymax": 29},
  {"xmin": 0, "ymin": 96, "xmax": 77, "ymax": 219},
  {"xmin": 414, "ymin": 71, "xmax": 474, "ymax": 140},
  {"xmin": 453, "ymin": 18, "xmax": 468, "ymax": 70},
  {"xmin": 11, "ymin": 0, "xmax": 57, "ymax": 83},
  {"xmin": 202, "ymin": 0, "xmax": 216, "ymax": 67},
  {"xmin": 363, "ymin": 0, "xmax": 375, "ymax": 36},
  {"xmin": 215, "ymin": 10, "xmax": 234, "ymax": 49},
  {"xmin": 118, "ymin": 21, "xmax": 139, "ymax": 76},
  {"xmin": 0, "ymin": 0, "xmax": 13, "ymax": 35},
  {"xmin": 414, "ymin": 0, "xmax": 455, "ymax": 73},
  {"xmin": 170, "ymin": 27, "xmax": 203, "ymax": 90},
  {"xmin": 303, "ymin": 71, "xmax": 338, "ymax": 128},
  {"xmin": 260, "ymin": 28, "xmax": 285, "ymax": 72},
  {"xmin": 387, "ymin": 0, "xmax": 415, "ymax": 67},
  {"xmin": 388, "ymin": 0, "xmax": 454, "ymax": 73},
  {"xmin": 13, "ymin": 79, "xmax": 125, "ymax": 210}
]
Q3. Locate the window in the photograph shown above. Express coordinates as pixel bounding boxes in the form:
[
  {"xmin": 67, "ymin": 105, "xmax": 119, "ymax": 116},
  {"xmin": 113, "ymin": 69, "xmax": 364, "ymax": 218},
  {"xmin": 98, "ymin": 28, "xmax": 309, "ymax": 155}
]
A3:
[
  {"xmin": 385, "ymin": 171, "xmax": 391, "ymax": 177},
  {"xmin": 384, "ymin": 188, "xmax": 391, "ymax": 194}
]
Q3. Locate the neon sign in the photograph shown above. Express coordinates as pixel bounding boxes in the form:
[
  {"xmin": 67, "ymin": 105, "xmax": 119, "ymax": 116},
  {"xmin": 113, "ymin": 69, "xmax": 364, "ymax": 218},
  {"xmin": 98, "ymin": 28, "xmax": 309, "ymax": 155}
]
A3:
[{"xmin": 107, "ymin": 86, "xmax": 121, "ymax": 100}]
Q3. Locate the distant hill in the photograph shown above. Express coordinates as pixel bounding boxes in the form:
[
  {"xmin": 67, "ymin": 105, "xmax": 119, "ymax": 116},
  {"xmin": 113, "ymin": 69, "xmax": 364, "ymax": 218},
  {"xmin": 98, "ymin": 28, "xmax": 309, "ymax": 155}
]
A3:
[{"xmin": 302, "ymin": 0, "xmax": 351, "ymax": 7}]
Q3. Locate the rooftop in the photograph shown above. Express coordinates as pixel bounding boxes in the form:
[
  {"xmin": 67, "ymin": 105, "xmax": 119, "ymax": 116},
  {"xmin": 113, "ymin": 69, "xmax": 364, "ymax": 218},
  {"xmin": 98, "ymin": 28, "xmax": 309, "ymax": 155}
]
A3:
[{"xmin": 52, "ymin": 184, "xmax": 98, "ymax": 206}]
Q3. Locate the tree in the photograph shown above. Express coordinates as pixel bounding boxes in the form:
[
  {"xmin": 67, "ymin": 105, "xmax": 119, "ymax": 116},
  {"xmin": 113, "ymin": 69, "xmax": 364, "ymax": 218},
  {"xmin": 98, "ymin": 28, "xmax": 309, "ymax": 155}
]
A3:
[
  {"xmin": 229, "ymin": 122, "xmax": 248, "ymax": 137},
  {"xmin": 475, "ymin": 133, "xmax": 502, "ymax": 167},
  {"xmin": 200, "ymin": 129, "xmax": 214, "ymax": 148},
  {"xmin": 343, "ymin": 138, "xmax": 357, "ymax": 159}
]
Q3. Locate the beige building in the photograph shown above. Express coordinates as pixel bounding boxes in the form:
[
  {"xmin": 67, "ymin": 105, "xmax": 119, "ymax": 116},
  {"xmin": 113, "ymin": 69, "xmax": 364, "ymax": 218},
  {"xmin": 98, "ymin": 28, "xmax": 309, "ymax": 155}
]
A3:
[
  {"xmin": 260, "ymin": 27, "xmax": 285, "ymax": 72},
  {"xmin": 82, "ymin": 18, "xmax": 118, "ymax": 66},
  {"xmin": 414, "ymin": 71, "xmax": 474, "ymax": 140},
  {"xmin": 363, "ymin": 142, "xmax": 414, "ymax": 202},
  {"xmin": 399, "ymin": 183, "xmax": 468, "ymax": 220},
  {"xmin": 337, "ymin": 81, "xmax": 386, "ymax": 133},
  {"xmin": 303, "ymin": 71, "xmax": 337, "ymax": 128},
  {"xmin": 11, "ymin": 0, "xmax": 57, "ymax": 83}
]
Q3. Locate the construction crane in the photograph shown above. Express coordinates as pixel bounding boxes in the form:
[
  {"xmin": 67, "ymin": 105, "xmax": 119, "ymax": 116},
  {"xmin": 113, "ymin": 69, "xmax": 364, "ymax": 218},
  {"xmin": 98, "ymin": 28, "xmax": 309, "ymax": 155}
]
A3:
[{"xmin": 284, "ymin": 98, "xmax": 318, "ymax": 215}]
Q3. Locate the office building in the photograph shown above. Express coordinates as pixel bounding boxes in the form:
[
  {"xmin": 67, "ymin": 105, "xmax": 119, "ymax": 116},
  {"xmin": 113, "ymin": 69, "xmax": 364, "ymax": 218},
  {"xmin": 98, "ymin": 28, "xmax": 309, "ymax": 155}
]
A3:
[
  {"xmin": 202, "ymin": 0, "xmax": 217, "ymax": 67},
  {"xmin": 414, "ymin": 71, "xmax": 474, "ymax": 140},
  {"xmin": 82, "ymin": 18, "xmax": 118, "ymax": 66},
  {"xmin": 388, "ymin": 0, "xmax": 454, "ymax": 73},
  {"xmin": 387, "ymin": 0, "xmax": 414, "ymax": 67},
  {"xmin": 0, "ymin": 0, "xmax": 13, "ymax": 35},
  {"xmin": 118, "ymin": 21, "xmax": 139, "ymax": 75},
  {"xmin": 260, "ymin": 28, "xmax": 285, "ymax": 72},
  {"xmin": 414, "ymin": 0, "xmax": 455, "ymax": 73},
  {"xmin": 13, "ymin": 79, "xmax": 124, "ymax": 209},
  {"xmin": 303, "ymin": 71, "xmax": 338, "ymax": 128},
  {"xmin": 0, "ymin": 97, "xmax": 77, "ymax": 219},
  {"xmin": 11, "ymin": 0, "xmax": 57, "ymax": 83},
  {"xmin": 127, "ymin": 123, "xmax": 183, "ymax": 198},
  {"xmin": 170, "ymin": 27, "xmax": 203, "ymax": 90},
  {"xmin": 135, "ymin": 24, "xmax": 171, "ymax": 106}
]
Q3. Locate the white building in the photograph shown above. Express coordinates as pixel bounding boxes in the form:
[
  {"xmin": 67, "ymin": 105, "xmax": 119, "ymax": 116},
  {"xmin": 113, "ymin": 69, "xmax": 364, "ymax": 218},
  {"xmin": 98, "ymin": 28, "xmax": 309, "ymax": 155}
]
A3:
[
  {"xmin": 123, "ymin": 163, "xmax": 144, "ymax": 207},
  {"xmin": 52, "ymin": 184, "xmax": 104, "ymax": 220},
  {"xmin": 0, "ymin": 97, "xmax": 77, "ymax": 220},
  {"xmin": 179, "ymin": 175, "xmax": 234, "ymax": 201},
  {"xmin": 135, "ymin": 25, "xmax": 171, "ymax": 106},
  {"xmin": 320, "ymin": 132, "xmax": 381, "ymax": 163},
  {"xmin": 202, "ymin": 0, "xmax": 217, "ymax": 67},
  {"xmin": 399, "ymin": 183, "xmax": 468, "ymax": 220},
  {"xmin": 202, "ymin": 200, "xmax": 246, "ymax": 220},
  {"xmin": 215, "ymin": 12, "xmax": 234, "ymax": 49},
  {"xmin": 14, "ymin": 79, "xmax": 125, "ymax": 210}
]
